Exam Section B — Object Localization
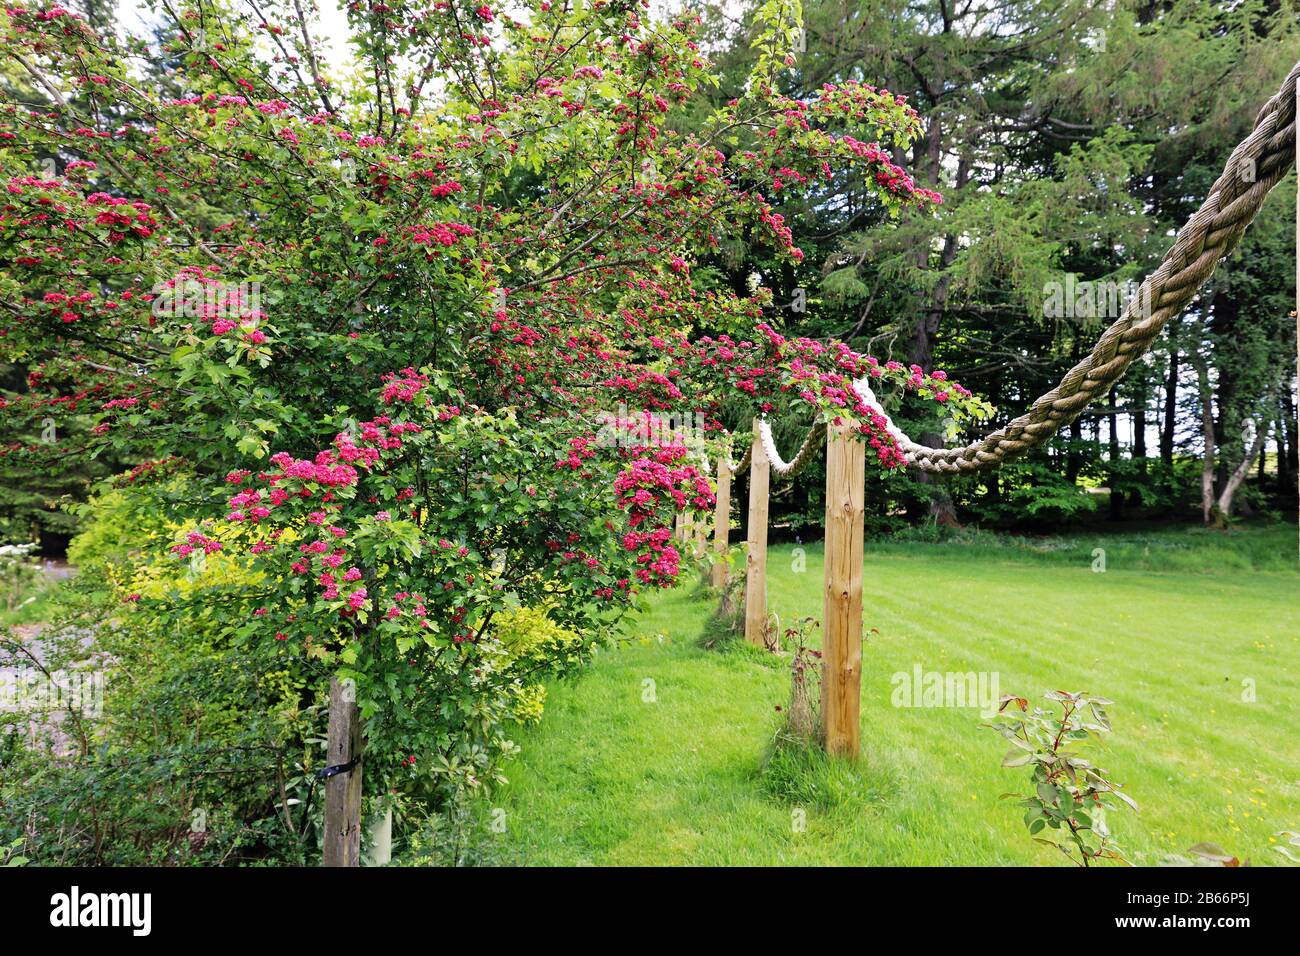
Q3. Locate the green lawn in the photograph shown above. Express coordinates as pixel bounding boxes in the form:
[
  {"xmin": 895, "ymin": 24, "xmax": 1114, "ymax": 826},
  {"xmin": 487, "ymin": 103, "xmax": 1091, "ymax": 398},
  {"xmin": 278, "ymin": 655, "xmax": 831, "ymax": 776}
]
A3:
[{"xmin": 484, "ymin": 525, "xmax": 1300, "ymax": 865}]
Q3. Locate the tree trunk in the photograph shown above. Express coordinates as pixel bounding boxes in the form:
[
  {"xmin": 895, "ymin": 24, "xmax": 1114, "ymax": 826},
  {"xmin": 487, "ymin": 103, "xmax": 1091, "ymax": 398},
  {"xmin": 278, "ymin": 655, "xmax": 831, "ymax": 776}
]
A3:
[
  {"xmin": 1192, "ymin": 357, "xmax": 1218, "ymax": 527},
  {"xmin": 1066, "ymin": 417, "xmax": 1083, "ymax": 484},
  {"xmin": 1209, "ymin": 288, "xmax": 1243, "ymax": 494},
  {"xmin": 1108, "ymin": 386, "xmax": 1124, "ymax": 520},
  {"xmin": 1161, "ymin": 330, "xmax": 1180, "ymax": 466},
  {"xmin": 1216, "ymin": 418, "xmax": 1272, "ymax": 521},
  {"xmin": 902, "ymin": 120, "xmax": 967, "ymax": 529},
  {"xmin": 1134, "ymin": 397, "xmax": 1147, "ymax": 460}
]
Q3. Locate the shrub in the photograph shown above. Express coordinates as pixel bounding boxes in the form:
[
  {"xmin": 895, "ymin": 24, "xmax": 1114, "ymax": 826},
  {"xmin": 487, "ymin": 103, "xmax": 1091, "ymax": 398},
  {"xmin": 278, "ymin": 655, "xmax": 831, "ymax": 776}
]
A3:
[
  {"xmin": 956, "ymin": 459, "xmax": 1099, "ymax": 527},
  {"xmin": 64, "ymin": 481, "xmax": 183, "ymax": 573},
  {"xmin": 986, "ymin": 690, "xmax": 1137, "ymax": 867},
  {"xmin": 1, "ymin": 479, "xmax": 605, "ymax": 864},
  {"xmin": 0, "ymin": 552, "xmax": 322, "ymax": 865},
  {"xmin": 778, "ymin": 616, "xmax": 822, "ymax": 746}
]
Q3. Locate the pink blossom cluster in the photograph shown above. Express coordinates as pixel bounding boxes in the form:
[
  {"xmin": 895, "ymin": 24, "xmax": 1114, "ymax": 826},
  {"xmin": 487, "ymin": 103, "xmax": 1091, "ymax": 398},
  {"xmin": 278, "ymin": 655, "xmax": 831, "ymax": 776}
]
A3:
[
  {"xmin": 205, "ymin": 397, "xmax": 428, "ymax": 627},
  {"xmin": 380, "ymin": 368, "xmax": 429, "ymax": 405},
  {"xmin": 171, "ymin": 531, "xmax": 223, "ymax": 557},
  {"xmin": 85, "ymin": 192, "xmax": 156, "ymax": 241},
  {"xmin": 270, "ymin": 451, "xmax": 361, "ymax": 489},
  {"xmin": 406, "ymin": 222, "xmax": 474, "ymax": 247},
  {"xmin": 612, "ymin": 446, "xmax": 714, "ymax": 587}
]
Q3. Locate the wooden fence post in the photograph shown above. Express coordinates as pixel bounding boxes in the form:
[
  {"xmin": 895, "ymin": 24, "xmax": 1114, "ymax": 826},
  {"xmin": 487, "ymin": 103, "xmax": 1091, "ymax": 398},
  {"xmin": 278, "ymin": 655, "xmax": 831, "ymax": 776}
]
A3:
[
  {"xmin": 822, "ymin": 422, "xmax": 865, "ymax": 758},
  {"xmin": 323, "ymin": 677, "xmax": 363, "ymax": 866},
  {"xmin": 711, "ymin": 453, "xmax": 732, "ymax": 588},
  {"xmin": 743, "ymin": 421, "xmax": 770, "ymax": 647}
]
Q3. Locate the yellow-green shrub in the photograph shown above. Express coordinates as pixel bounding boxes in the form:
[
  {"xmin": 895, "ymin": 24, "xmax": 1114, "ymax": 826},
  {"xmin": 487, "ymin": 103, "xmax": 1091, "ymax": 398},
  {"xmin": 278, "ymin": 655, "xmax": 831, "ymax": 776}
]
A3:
[
  {"xmin": 491, "ymin": 605, "xmax": 586, "ymax": 725},
  {"xmin": 493, "ymin": 604, "xmax": 583, "ymax": 659}
]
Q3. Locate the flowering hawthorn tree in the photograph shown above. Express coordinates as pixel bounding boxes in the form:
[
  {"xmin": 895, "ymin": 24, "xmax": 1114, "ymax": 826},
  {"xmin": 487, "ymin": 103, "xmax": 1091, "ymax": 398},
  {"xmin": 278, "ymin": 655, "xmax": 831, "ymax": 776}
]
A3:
[{"xmin": 0, "ymin": 0, "xmax": 987, "ymax": 798}]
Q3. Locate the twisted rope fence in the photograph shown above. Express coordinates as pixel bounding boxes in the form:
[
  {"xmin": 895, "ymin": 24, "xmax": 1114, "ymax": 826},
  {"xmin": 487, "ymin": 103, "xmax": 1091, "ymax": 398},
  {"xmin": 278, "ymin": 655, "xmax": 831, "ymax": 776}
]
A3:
[
  {"xmin": 879, "ymin": 60, "xmax": 1299, "ymax": 474},
  {"xmin": 714, "ymin": 61, "xmax": 1300, "ymax": 757},
  {"xmin": 723, "ymin": 59, "xmax": 1298, "ymax": 483},
  {"xmin": 757, "ymin": 420, "xmax": 826, "ymax": 477}
]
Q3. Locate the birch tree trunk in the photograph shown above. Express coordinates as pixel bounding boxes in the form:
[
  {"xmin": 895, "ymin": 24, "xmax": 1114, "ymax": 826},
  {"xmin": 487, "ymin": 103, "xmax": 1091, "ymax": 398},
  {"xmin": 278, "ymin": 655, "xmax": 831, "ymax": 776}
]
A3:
[{"xmin": 1215, "ymin": 418, "xmax": 1271, "ymax": 521}]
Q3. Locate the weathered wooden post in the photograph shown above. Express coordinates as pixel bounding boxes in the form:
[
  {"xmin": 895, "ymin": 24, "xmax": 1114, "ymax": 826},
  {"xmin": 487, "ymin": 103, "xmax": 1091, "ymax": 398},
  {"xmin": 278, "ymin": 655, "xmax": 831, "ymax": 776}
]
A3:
[
  {"xmin": 743, "ymin": 421, "xmax": 771, "ymax": 646},
  {"xmin": 711, "ymin": 452, "xmax": 732, "ymax": 588},
  {"xmin": 675, "ymin": 510, "xmax": 687, "ymax": 543},
  {"xmin": 322, "ymin": 677, "xmax": 363, "ymax": 866},
  {"xmin": 822, "ymin": 422, "xmax": 865, "ymax": 758}
]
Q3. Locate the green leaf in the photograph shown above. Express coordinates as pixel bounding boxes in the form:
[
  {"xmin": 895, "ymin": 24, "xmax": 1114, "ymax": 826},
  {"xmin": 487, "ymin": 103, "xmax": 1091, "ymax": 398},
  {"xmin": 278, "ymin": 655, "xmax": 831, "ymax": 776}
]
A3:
[{"xmin": 1002, "ymin": 749, "xmax": 1034, "ymax": 768}]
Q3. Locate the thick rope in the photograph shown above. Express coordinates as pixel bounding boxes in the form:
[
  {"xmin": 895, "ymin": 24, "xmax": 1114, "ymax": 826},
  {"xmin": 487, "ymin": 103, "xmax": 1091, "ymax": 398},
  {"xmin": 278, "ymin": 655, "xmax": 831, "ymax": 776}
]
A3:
[
  {"xmin": 886, "ymin": 60, "xmax": 1300, "ymax": 475},
  {"xmin": 719, "ymin": 61, "xmax": 1297, "ymax": 482},
  {"xmin": 757, "ymin": 419, "xmax": 826, "ymax": 478}
]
